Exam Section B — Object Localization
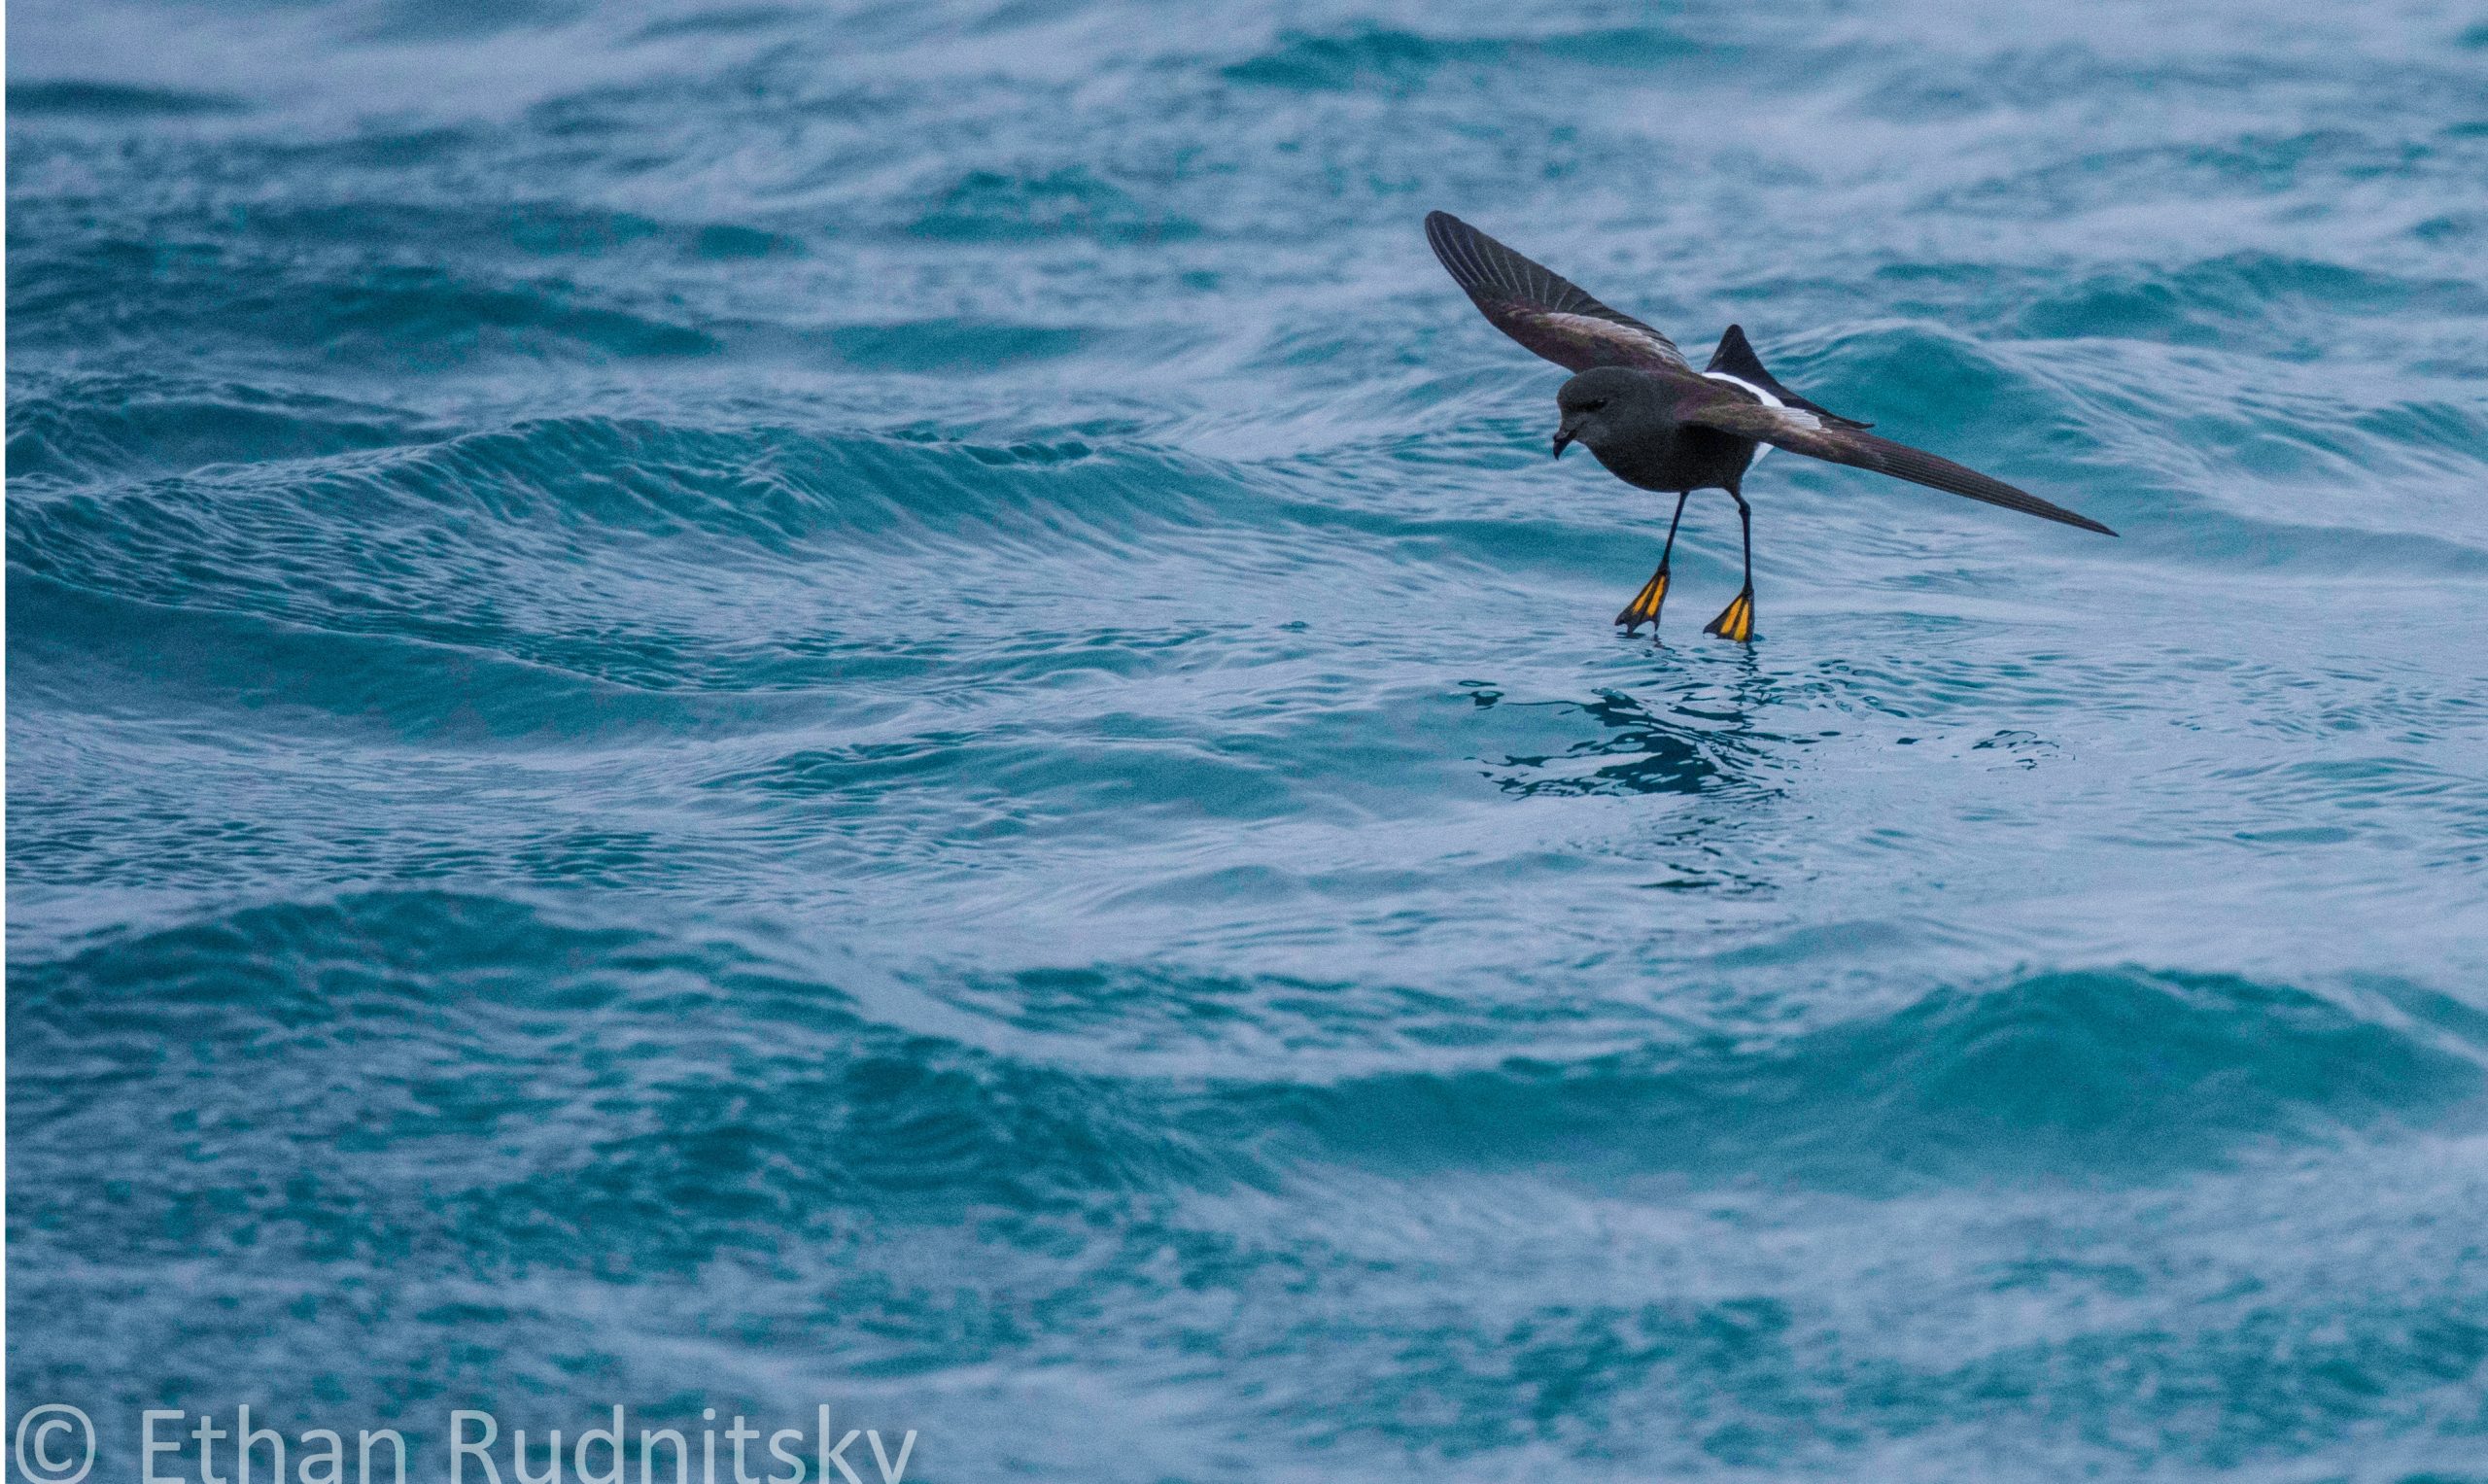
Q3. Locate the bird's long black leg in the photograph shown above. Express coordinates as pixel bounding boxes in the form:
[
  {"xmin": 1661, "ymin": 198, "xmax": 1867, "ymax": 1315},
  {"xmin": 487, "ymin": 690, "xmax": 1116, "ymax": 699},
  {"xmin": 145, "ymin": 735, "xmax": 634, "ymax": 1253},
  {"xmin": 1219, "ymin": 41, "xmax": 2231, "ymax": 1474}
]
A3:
[
  {"xmin": 1704, "ymin": 490, "xmax": 1757, "ymax": 643},
  {"xmin": 1616, "ymin": 491, "xmax": 1690, "ymax": 634}
]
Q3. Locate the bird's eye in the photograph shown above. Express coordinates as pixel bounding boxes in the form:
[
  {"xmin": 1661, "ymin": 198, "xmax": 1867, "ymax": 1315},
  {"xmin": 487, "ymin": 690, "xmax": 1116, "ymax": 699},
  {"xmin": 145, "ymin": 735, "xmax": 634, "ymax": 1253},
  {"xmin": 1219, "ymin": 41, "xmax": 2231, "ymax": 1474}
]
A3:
[{"xmin": 1582, "ymin": 397, "xmax": 1607, "ymax": 412}]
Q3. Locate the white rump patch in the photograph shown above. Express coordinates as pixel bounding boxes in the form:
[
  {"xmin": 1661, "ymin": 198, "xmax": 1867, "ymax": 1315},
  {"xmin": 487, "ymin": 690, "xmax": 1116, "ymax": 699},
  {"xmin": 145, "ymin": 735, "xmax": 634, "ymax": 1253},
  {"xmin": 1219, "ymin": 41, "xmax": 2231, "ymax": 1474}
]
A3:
[{"xmin": 1702, "ymin": 371, "xmax": 1782, "ymax": 466}]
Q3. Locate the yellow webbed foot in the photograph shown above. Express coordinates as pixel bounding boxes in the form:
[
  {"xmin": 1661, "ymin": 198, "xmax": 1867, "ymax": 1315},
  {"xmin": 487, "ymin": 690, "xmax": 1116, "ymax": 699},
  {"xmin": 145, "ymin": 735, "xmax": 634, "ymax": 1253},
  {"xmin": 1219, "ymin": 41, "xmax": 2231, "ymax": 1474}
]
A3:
[
  {"xmin": 1703, "ymin": 587, "xmax": 1755, "ymax": 643},
  {"xmin": 1614, "ymin": 566, "xmax": 1671, "ymax": 634}
]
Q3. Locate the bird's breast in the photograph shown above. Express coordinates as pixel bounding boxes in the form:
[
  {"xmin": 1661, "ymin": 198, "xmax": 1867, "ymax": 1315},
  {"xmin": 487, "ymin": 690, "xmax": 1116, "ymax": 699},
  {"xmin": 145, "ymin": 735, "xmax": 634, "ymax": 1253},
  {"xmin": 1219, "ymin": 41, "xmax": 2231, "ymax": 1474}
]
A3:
[{"xmin": 1587, "ymin": 426, "xmax": 1681, "ymax": 492}]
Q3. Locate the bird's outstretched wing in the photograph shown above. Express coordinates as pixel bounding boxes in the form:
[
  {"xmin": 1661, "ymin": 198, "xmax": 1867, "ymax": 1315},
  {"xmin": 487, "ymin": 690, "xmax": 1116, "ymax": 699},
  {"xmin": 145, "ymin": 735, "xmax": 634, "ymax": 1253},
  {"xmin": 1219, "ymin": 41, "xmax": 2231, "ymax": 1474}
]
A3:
[
  {"xmin": 1682, "ymin": 398, "xmax": 2117, "ymax": 535},
  {"xmin": 1425, "ymin": 211, "xmax": 1690, "ymax": 374}
]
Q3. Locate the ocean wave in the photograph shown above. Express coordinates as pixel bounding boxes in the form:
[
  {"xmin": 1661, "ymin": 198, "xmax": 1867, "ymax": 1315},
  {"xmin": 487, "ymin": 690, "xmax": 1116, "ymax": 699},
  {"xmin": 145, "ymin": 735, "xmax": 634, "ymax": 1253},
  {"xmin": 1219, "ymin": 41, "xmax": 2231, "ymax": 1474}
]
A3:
[
  {"xmin": 6, "ymin": 414, "xmax": 1259, "ymax": 685},
  {"xmin": 8, "ymin": 242, "xmax": 723, "ymax": 364},
  {"xmin": 7, "ymin": 893, "xmax": 1249, "ymax": 1273},
  {"xmin": 1254, "ymin": 968, "xmax": 2488, "ymax": 1189},
  {"xmin": 1220, "ymin": 24, "xmax": 1718, "ymax": 94},
  {"xmin": 9, "ymin": 80, "xmax": 247, "ymax": 117},
  {"xmin": 18, "ymin": 894, "xmax": 2479, "ymax": 1218},
  {"xmin": 7, "ymin": 372, "xmax": 444, "ymax": 485}
]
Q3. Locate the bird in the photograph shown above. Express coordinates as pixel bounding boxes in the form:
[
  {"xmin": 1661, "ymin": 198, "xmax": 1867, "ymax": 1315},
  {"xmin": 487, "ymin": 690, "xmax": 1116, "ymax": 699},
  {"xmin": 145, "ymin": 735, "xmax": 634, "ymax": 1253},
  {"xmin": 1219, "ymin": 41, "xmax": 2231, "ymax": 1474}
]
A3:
[{"xmin": 1423, "ymin": 210, "xmax": 2115, "ymax": 642}]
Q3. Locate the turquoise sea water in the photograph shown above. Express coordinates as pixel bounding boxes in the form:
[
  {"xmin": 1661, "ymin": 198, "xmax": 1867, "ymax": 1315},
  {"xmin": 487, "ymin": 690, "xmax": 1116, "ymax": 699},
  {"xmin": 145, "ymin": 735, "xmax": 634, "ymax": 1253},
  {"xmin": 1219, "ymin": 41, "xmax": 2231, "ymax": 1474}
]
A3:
[{"xmin": 11, "ymin": 1, "xmax": 2488, "ymax": 1477}]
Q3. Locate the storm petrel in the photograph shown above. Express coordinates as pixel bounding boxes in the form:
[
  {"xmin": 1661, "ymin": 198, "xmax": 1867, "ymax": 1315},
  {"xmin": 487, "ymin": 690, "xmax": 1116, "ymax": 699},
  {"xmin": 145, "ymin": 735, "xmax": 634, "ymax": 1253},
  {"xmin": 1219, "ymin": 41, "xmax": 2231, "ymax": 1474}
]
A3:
[{"xmin": 1424, "ymin": 211, "xmax": 2115, "ymax": 641}]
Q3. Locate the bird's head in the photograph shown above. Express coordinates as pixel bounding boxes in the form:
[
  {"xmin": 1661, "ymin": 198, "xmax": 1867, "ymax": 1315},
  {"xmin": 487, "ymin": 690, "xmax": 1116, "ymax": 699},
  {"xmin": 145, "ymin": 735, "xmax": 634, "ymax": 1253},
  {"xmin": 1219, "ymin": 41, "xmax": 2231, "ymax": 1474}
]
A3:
[{"xmin": 1551, "ymin": 367, "xmax": 1655, "ymax": 459}]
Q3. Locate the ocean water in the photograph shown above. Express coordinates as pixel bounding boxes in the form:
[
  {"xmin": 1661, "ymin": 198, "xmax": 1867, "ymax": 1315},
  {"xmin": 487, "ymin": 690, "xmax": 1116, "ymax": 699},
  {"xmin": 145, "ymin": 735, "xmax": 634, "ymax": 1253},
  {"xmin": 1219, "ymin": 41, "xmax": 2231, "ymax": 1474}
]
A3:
[{"xmin": 10, "ymin": 0, "xmax": 2488, "ymax": 1477}]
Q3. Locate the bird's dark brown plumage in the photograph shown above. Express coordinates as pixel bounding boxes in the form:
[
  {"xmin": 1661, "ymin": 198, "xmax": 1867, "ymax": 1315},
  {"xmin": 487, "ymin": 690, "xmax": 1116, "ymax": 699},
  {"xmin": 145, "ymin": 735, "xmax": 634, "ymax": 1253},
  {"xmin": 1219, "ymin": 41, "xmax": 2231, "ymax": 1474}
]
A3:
[
  {"xmin": 1425, "ymin": 209, "xmax": 1690, "ymax": 375},
  {"xmin": 1424, "ymin": 210, "xmax": 2116, "ymax": 638}
]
